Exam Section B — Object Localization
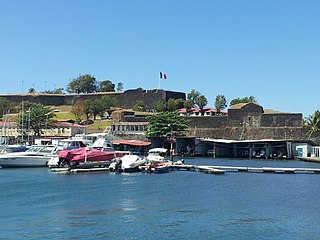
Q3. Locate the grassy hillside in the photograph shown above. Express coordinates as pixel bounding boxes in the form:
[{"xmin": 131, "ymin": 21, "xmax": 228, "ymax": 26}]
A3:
[{"xmin": 3, "ymin": 105, "xmax": 112, "ymax": 134}]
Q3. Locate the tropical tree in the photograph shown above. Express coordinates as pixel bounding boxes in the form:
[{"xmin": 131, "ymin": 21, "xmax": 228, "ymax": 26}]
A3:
[
  {"xmin": 98, "ymin": 80, "xmax": 115, "ymax": 92},
  {"xmin": 116, "ymin": 82, "xmax": 124, "ymax": 92},
  {"xmin": 155, "ymin": 98, "xmax": 185, "ymax": 112},
  {"xmin": 304, "ymin": 110, "xmax": 320, "ymax": 139},
  {"xmin": 215, "ymin": 95, "xmax": 228, "ymax": 112},
  {"xmin": 184, "ymin": 99, "xmax": 193, "ymax": 114},
  {"xmin": 83, "ymin": 100, "xmax": 92, "ymax": 120},
  {"xmin": 67, "ymin": 74, "xmax": 97, "ymax": 94},
  {"xmin": 0, "ymin": 97, "xmax": 14, "ymax": 117},
  {"xmin": 195, "ymin": 95, "xmax": 208, "ymax": 116},
  {"xmin": 88, "ymin": 98, "xmax": 105, "ymax": 120},
  {"xmin": 167, "ymin": 98, "xmax": 179, "ymax": 112},
  {"xmin": 17, "ymin": 103, "xmax": 56, "ymax": 137},
  {"xmin": 133, "ymin": 100, "xmax": 145, "ymax": 111},
  {"xmin": 230, "ymin": 96, "xmax": 257, "ymax": 106},
  {"xmin": 28, "ymin": 88, "xmax": 36, "ymax": 94},
  {"xmin": 175, "ymin": 98, "xmax": 185, "ymax": 110},
  {"xmin": 155, "ymin": 100, "xmax": 167, "ymax": 112},
  {"xmin": 71, "ymin": 100, "xmax": 86, "ymax": 123},
  {"xmin": 187, "ymin": 89, "xmax": 200, "ymax": 107},
  {"xmin": 42, "ymin": 88, "xmax": 64, "ymax": 94},
  {"xmin": 145, "ymin": 111, "xmax": 189, "ymax": 137},
  {"xmin": 100, "ymin": 95, "xmax": 118, "ymax": 117}
]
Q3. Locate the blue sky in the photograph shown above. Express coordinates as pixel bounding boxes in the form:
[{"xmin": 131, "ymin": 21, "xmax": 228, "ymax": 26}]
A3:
[{"xmin": 0, "ymin": 0, "xmax": 319, "ymax": 117}]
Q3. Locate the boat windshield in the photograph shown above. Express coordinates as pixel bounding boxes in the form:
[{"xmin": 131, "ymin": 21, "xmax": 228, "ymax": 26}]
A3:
[{"xmin": 26, "ymin": 145, "xmax": 56, "ymax": 153}]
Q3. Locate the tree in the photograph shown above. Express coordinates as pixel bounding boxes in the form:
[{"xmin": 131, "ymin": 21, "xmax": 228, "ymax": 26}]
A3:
[
  {"xmin": 42, "ymin": 88, "xmax": 64, "ymax": 94},
  {"xmin": 98, "ymin": 80, "xmax": 115, "ymax": 92},
  {"xmin": 167, "ymin": 98, "xmax": 178, "ymax": 112},
  {"xmin": 67, "ymin": 74, "xmax": 97, "ymax": 94},
  {"xmin": 175, "ymin": 98, "xmax": 185, "ymax": 110},
  {"xmin": 116, "ymin": 82, "xmax": 124, "ymax": 92},
  {"xmin": 28, "ymin": 88, "xmax": 36, "ymax": 94},
  {"xmin": 133, "ymin": 100, "xmax": 145, "ymax": 111},
  {"xmin": 145, "ymin": 112, "xmax": 189, "ymax": 137},
  {"xmin": 304, "ymin": 110, "xmax": 320, "ymax": 139},
  {"xmin": 71, "ymin": 100, "xmax": 86, "ymax": 123},
  {"xmin": 17, "ymin": 103, "xmax": 56, "ymax": 137},
  {"xmin": 215, "ymin": 95, "xmax": 228, "ymax": 112},
  {"xmin": 230, "ymin": 96, "xmax": 257, "ymax": 106},
  {"xmin": 100, "ymin": 95, "xmax": 118, "ymax": 117},
  {"xmin": 184, "ymin": 99, "xmax": 193, "ymax": 114},
  {"xmin": 195, "ymin": 95, "xmax": 208, "ymax": 116},
  {"xmin": 85, "ymin": 96, "xmax": 118, "ymax": 120},
  {"xmin": 0, "ymin": 97, "xmax": 13, "ymax": 117},
  {"xmin": 155, "ymin": 100, "xmax": 167, "ymax": 112},
  {"xmin": 83, "ymin": 100, "xmax": 92, "ymax": 120},
  {"xmin": 155, "ymin": 98, "xmax": 185, "ymax": 112},
  {"xmin": 88, "ymin": 98, "xmax": 105, "ymax": 120},
  {"xmin": 187, "ymin": 89, "xmax": 200, "ymax": 107}
]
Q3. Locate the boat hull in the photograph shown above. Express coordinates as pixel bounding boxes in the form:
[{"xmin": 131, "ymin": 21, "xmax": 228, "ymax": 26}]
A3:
[{"xmin": 0, "ymin": 156, "xmax": 49, "ymax": 168}]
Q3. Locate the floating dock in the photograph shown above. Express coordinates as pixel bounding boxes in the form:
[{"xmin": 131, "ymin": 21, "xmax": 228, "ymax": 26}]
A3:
[
  {"xmin": 50, "ymin": 164, "xmax": 320, "ymax": 175},
  {"xmin": 170, "ymin": 164, "xmax": 320, "ymax": 174}
]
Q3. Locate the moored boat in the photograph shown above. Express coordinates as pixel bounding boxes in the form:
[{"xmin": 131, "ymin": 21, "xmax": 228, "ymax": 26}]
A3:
[
  {"xmin": 49, "ymin": 147, "xmax": 123, "ymax": 169},
  {"xmin": 0, "ymin": 145, "xmax": 56, "ymax": 168},
  {"xmin": 146, "ymin": 148, "xmax": 168, "ymax": 162},
  {"xmin": 140, "ymin": 161, "xmax": 172, "ymax": 173},
  {"xmin": 109, "ymin": 154, "xmax": 146, "ymax": 173}
]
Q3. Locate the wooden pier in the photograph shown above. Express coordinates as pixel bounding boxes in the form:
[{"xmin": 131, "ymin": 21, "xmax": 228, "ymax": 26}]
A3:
[{"xmin": 170, "ymin": 164, "xmax": 320, "ymax": 174}]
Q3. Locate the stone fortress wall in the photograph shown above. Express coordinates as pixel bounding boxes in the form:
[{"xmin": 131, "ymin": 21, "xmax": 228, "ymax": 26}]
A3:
[
  {"xmin": 187, "ymin": 103, "xmax": 306, "ymax": 140},
  {"xmin": 0, "ymin": 90, "xmax": 306, "ymax": 140}
]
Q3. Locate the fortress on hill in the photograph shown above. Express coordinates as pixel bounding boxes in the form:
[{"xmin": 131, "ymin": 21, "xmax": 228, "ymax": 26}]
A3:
[
  {"xmin": 0, "ymin": 89, "xmax": 185, "ymax": 111},
  {"xmin": 0, "ymin": 89, "xmax": 307, "ymax": 141}
]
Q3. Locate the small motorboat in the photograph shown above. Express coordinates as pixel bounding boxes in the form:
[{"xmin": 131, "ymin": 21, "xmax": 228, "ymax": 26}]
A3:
[
  {"xmin": 140, "ymin": 161, "xmax": 172, "ymax": 174},
  {"xmin": 0, "ymin": 145, "xmax": 57, "ymax": 168},
  {"xmin": 146, "ymin": 148, "xmax": 168, "ymax": 162},
  {"xmin": 139, "ymin": 147, "xmax": 173, "ymax": 173},
  {"xmin": 109, "ymin": 154, "xmax": 146, "ymax": 173}
]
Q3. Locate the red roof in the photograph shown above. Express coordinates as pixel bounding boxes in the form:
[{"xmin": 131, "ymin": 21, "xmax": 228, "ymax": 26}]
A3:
[
  {"xmin": 178, "ymin": 108, "xmax": 226, "ymax": 114},
  {"xmin": 112, "ymin": 139, "xmax": 151, "ymax": 146}
]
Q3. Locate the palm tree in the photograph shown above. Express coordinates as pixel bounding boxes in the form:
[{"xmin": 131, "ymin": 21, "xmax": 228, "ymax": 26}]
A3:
[{"xmin": 304, "ymin": 110, "xmax": 320, "ymax": 139}]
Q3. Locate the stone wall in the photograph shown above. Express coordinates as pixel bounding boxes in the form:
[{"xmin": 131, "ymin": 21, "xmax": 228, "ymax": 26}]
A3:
[
  {"xmin": 261, "ymin": 113, "xmax": 303, "ymax": 127},
  {"xmin": 186, "ymin": 102, "xmax": 305, "ymax": 140},
  {"xmin": 0, "ymin": 89, "xmax": 185, "ymax": 110},
  {"xmin": 190, "ymin": 126, "xmax": 306, "ymax": 140},
  {"xmin": 187, "ymin": 116, "xmax": 228, "ymax": 128}
]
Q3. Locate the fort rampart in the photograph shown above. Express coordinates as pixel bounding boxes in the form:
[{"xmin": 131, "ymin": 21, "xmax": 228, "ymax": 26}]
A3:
[{"xmin": 0, "ymin": 89, "xmax": 186, "ymax": 111}]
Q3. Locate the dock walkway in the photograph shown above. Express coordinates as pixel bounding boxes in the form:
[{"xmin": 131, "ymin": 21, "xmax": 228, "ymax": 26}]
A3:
[{"xmin": 171, "ymin": 164, "xmax": 320, "ymax": 174}]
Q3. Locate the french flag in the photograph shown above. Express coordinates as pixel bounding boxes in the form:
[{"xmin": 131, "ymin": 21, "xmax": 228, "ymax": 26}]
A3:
[{"xmin": 160, "ymin": 72, "xmax": 167, "ymax": 79}]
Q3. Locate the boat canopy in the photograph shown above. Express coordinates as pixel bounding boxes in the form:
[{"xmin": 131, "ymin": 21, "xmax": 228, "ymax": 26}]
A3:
[{"xmin": 148, "ymin": 148, "xmax": 168, "ymax": 153}]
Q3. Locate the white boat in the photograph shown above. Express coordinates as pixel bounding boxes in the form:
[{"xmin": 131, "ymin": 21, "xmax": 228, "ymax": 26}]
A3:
[
  {"xmin": 122, "ymin": 155, "xmax": 146, "ymax": 172},
  {"xmin": 146, "ymin": 148, "xmax": 168, "ymax": 162},
  {"xmin": 139, "ymin": 147, "xmax": 173, "ymax": 173},
  {"xmin": 0, "ymin": 145, "xmax": 57, "ymax": 168},
  {"xmin": 0, "ymin": 145, "xmax": 29, "ymax": 154}
]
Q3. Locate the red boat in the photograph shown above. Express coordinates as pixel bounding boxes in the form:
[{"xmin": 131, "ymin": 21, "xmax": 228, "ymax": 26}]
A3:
[{"xmin": 56, "ymin": 147, "xmax": 123, "ymax": 168}]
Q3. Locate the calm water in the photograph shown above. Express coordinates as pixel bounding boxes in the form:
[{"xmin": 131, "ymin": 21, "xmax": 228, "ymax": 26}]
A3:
[{"xmin": 1, "ymin": 157, "xmax": 320, "ymax": 240}]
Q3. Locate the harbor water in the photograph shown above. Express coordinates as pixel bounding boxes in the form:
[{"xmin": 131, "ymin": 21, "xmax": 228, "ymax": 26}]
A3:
[{"xmin": 1, "ymin": 157, "xmax": 320, "ymax": 240}]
